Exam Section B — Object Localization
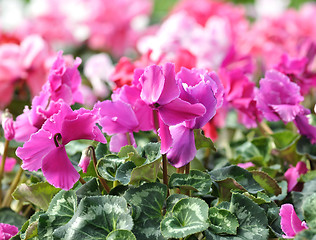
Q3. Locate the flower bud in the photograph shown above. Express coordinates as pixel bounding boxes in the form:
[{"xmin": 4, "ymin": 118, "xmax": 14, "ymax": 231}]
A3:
[
  {"xmin": 78, "ymin": 148, "xmax": 91, "ymax": 173},
  {"xmin": 1, "ymin": 109, "xmax": 15, "ymax": 141}
]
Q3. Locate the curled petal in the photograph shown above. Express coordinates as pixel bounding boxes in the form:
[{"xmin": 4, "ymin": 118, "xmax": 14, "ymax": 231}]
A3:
[{"xmin": 279, "ymin": 204, "xmax": 308, "ymax": 238}]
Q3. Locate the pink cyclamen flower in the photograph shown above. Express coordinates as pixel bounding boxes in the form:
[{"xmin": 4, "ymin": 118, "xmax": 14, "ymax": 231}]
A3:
[
  {"xmin": 0, "ymin": 223, "xmax": 18, "ymax": 240},
  {"xmin": 256, "ymin": 70, "xmax": 305, "ymax": 123},
  {"xmin": 42, "ymin": 51, "xmax": 83, "ymax": 105},
  {"xmin": 94, "ymin": 100, "xmax": 139, "ymax": 152},
  {"xmin": 1, "ymin": 110, "xmax": 15, "ymax": 140},
  {"xmin": 285, "ymin": 161, "xmax": 308, "ymax": 192},
  {"xmin": 139, "ymin": 63, "xmax": 205, "ymax": 153},
  {"xmin": 0, "ymin": 156, "xmax": 16, "ymax": 172},
  {"xmin": 16, "ymin": 103, "xmax": 106, "ymax": 190},
  {"xmin": 166, "ymin": 68, "xmax": 219, "ymax": 168},
  {"xmin": 279, "ymin": 204, "xmax": 308, "ymax": 238}
]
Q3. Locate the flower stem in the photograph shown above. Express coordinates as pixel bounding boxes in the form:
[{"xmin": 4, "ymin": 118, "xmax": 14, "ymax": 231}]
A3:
[
  {"xmin": 79, "ymin": 177, "xmax": 86, "ymax": 185},
  {"xmin": 89, "ymin": 146, "xmax": 110, "ymax": 193},
  {"xmin": 126, "ymin": 132, "xmax": 132, "ymax": 146},
  {"xmin": 0, "ymin": 139, "xmax": 10, "ymax": 205},
  {"xmin": 256, "ymin": 120, "xmax": 273, "ymax": 136},
  {"xmin": 153, "ymin": 110, "xmax": 169, "ymax": 186},
  {"xmin": 2, "ymin": 167, "xmax": 23, "ymax": 207}
]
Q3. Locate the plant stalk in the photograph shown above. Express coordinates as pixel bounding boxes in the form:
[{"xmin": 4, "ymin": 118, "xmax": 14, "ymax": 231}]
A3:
[
  {"xmin": 89, "ymin": 146, "xmax": 110, "ymax": 193},
  {"xmin": 0, "ymin": 139, "xmax": 9, "ymax": 205},
  {"xmin": 2, "ymin": 167, "xmax": 23, "ymax": 207},
  {"xmin": 126, "ymin": 132, "xmax": 132, "ymax": 146}
]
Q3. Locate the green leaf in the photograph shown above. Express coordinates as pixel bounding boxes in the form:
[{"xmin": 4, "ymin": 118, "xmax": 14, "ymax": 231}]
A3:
[
  {"xmin": 194, "ymin": 129, "xmax": 216, "ymax": 151},
  {"xmin": 271, "ymin": 180, "xmax": 288, "ymax": 201},
  {"xmin": 166, "ymin": 194, "xmax": 189, "ymax": 212},
  {"xmin": 123, "ymin": 182, "xmax": 167, "ymax": 240},
  {"xmin": 12, "ymin": 182, "xmax": 60, "ymax": 210},
  {"xmin": 169, "ymin": 170, "xmax": 212, "ymax": 194},
  {"xmin": 261, "ymin": 202, "xmax": 283, "ymax": 238},
  {"xmin": 271, "ymin": 130, "xmax": 300, "ymax": 150},
  {"xmin": 38, "ymin": 190, "xmax": 77, "ymax": 239},
  {"xmin": 129, "ymin": 153, "xmax": 161, "ymax": 185},
  {"xmin": 141, "ymin": 142, "xmax": 162, "ymax": 164},
  {"xmin": 20, "ymin": 211, "xmax": 43, "ymax": 240},
  {"xmin": 106, "ymin": 230, "xmax": 136, "ymax": 240},
  {"xmin": 208, "ymin": 207, "xmax": 239, "ymax": 235},
  {"xmin": 243, "ymin": 192, "xmax": 271, "ymax": 205},
  {"xmin": 294, "ymin": 229, "xmax": 316, "ymax": 240},
  {"xmin": 235, "ymin": 137, "xmax": 271, "ymax": 166},
  {"xmin": 292, "ymin": 178, "xmax": 316, "ymax": 219},
  {"xmin": 53, "ymin": 195, "xmax": 133, "ymax": 239},
  {"xmin": 209, "ymin": 166, "xmax": 263, "ymax": 201},
  {"xmin": 95, "ymin": 142, "xmax": 109, "ymax": 160},
  {"xmin": 297, "ymin": 136, "xmax": 316, "ymax": 160},
  {"xmin": 251, "ymin": 170, "xmax": 282, "ymax": 196},
  {"xmin": 300, "ymin": 170, "xmax": 316, "ymax": 182},
  {"xmin": 116, "ymin": 161, "xmax": 136, "ymax": 185},
  {"xmin": 118, "ymin": 145, "xmax": 145, "ymax": 166},
  {"xmin": 0, "ymin": 208, "xmax": 27, "ymax": 229},
  {"xmin": 205, "ymin": 193, "xmax": 269, "ymax": 239},
  {"xmin": 161, "ymin": 198, "xmax": 209, "ymax": 239},
  {"xmin": 303, "ymin": 193, "xmax": 316, "ymax": 229},
  {"xmin": 97, "ymin": 154, "xmax": 126, "ymax": 181},
  {"xmin": 76, "ymin": 178, "xmax": 101, "ymax": 201}
]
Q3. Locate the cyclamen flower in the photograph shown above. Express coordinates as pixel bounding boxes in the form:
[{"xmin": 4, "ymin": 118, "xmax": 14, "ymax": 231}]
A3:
[
  {"xmin": 139, "ymin": 63, "xmax": 206, "ymax": 153},
  {"xmin": 0, "ymin": 223, "xmax": 18, "ymax": 240},
  {"xmin": 94, "ymin": 100, "xmax": 138, "ymax": 152},
  {"xmin": 256, "ymin": 70, "xmax": 305, "ymax": 123},
  {"xmin": 42, "ymin": 51, "xmax": 83, "ymax": 105},
  {"xmin": 166, "ymin": 68, "xmax": 220, "ymax": 168},
  {"xmin": 279, "ymin": 204, "xmax": 308, "ymax": 238},
  {"xmin": 16, "ymin": 103, "xmax": 106, "ymax": 190},
  {"xmin": 1, "ymin": 110, "xmax": 15, "ymax": 140},
  {"xmin": 0, "ymin": 156, "xmax": 16, "ymax": 172},
  {"xmin": 257, "ymin": 70, "xmax": 316, "ymax": 143},
  {"xmin": 285, "ymin": 161, "xmax": 308, "ymax": 192},
  {"xmin": 14, "ymin": 51, "xmax": 84, "ymax": 142}
]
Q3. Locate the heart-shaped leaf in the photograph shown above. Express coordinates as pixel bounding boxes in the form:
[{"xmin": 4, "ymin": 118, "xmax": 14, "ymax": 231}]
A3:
[
  {"xmin": 161, "ymin": 198, "xmax": 209, "ymax": 239},
  {"xmin": 12, "ymin": 182, "xmax": 60, "ymax": 210},
  {"xmin": 53, "ymin": 195, "xmax": 133, "ymax": 239},
  {"xmin": 208, "ymin": 207, "xmax": 239, "ymax": 235},
  {"xmin": 123, "ymin": 182, "xmax": 167, "ymax": 240},
  {"xmin": 106, "ymin": 230, "xmax": 136, "ymax": 240},
  {"xmin": 169, "ymin": 170, "xmax": 212, "ymax": 194}
]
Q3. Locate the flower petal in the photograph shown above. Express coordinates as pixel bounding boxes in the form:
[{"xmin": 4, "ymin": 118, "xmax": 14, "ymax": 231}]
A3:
[
  {"xmin": 16, "ymin": 129, "xmax": 54, "ymax": 171},
  {"xmin": 41, "ymin": 146, "xmax": 80, "ymax": 190},
  {"xmin": 279, "ymin": 204, "xmax": 308, "ymax": 238},
  {"xmin": 167, "ymin": 125, "xmax": 196, "ymax": 168},
  {"xmin": 159, "ymin": 98, "xmax": 205, "ymax": 126},
  {"xmin": 140, "ymin": 65, "xmax": 164, "ymax": 104}
]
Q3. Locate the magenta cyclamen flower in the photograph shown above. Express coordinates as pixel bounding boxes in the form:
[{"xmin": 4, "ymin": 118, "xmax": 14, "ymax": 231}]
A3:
[
  {"xmin": 285, "ymin": 161, "xmax": 308, "ymax": 192},
  {"xmin": 256, "ymin": 70, "xmax": 305, "ymax": 123},
  {"xmin": 279, "ymin": 204, "xmax": 308, "ymax": 238},
  {"xmin": 139, "ymin": 63, "xmax": 205, "ymax": 153},
  {"xmin": 94, "ymin": 100, "xmax": 139, "ymax": 152},
  {"xmin": 42, "ymin": 51, "xmax": 83, "ymax": 105},
  {"xmin": 166, "ymin": 68, "xmax": 219, "ymax": 168},
  {"xmin": 0, "ymin": 223, "xmax": 18, "ymax": 240},
  {"xmin": 16, "ymin": 103, "xmax": 106, "ymax": 190}
]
